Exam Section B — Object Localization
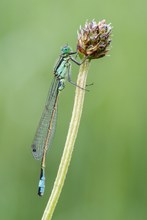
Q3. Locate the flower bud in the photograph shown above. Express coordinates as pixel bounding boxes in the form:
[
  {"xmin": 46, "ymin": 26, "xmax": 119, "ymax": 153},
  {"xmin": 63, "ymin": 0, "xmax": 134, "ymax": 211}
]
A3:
[{"xmin": 77, "ymin": 19, "xmax": 112, "ymax": 59}]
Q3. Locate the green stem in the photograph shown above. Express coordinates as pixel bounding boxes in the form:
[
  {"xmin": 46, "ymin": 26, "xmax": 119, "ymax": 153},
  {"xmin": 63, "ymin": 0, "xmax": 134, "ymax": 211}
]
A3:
[{"xmin": 41, "ymin": 59, "xmax": 90, "ymax": 220}]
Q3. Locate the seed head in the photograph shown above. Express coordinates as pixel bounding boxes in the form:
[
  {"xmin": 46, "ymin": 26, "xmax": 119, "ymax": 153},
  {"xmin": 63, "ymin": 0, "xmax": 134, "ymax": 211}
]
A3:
[{"xmin": 77, "ymin": 19, "xmax": 112, "ymax": 59}]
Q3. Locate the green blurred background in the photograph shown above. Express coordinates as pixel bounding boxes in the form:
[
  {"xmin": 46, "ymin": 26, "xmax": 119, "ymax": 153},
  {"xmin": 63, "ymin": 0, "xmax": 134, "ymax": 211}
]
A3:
[{"xmin": 0, "ymin": 0, "xmax": 147, "ymax": 219}]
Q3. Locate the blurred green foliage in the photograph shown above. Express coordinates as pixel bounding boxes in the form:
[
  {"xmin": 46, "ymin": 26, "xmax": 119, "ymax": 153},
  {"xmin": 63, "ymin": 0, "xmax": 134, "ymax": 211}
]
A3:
[{"xmin": 0, "ymin": 0, "xmax": 147, "ymax": 219}]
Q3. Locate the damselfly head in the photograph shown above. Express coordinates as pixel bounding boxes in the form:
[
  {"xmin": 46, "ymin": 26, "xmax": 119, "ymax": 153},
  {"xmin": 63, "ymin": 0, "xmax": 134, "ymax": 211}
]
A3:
[{"xmin": 61, "ymin": 45, "xmax": 72, "ymax": 55}]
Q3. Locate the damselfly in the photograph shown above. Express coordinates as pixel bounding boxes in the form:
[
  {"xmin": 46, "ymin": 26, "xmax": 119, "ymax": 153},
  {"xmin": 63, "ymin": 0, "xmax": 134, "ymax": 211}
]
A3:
[{"xmin": 31, "ymin": 45, "xmax": 85, "ymax": 196}]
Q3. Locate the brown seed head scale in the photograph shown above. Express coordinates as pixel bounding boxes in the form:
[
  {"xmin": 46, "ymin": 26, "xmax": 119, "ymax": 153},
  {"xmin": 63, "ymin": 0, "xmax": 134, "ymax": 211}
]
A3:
[{"xmin": 77, "ymin": 19, "xmax": 112, "ymax": 59}]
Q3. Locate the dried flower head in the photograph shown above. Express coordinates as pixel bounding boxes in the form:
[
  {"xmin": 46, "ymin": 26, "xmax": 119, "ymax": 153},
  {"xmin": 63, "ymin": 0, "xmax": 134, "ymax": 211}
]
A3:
[{"xmin": 77, "ymin": 19, "xmax": 112, "ymax": 59}]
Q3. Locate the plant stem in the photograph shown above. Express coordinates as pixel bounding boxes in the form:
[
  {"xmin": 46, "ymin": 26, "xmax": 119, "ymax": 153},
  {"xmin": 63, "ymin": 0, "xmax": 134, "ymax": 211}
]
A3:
[{"xmin": 41, "ymin": 59, "xmax": 90, "ymax": 220}]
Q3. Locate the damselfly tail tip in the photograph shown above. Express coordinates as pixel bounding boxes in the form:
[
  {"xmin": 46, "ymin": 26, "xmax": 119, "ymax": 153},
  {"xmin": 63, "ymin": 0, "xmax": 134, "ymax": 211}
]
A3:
[
  {"xmin": 38, "ymin": 167, "xmax": 45, "ymax": 197},
  {"xmin": 38, "ymin": 188, "xmax": 44, "ymax": 196}
]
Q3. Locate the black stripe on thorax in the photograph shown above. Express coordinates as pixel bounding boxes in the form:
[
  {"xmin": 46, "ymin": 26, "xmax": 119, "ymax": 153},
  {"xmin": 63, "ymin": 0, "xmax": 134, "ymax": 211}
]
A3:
[{"xmin": 54, "ymin": 55, "xmax": 70, "ymax": 73}]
